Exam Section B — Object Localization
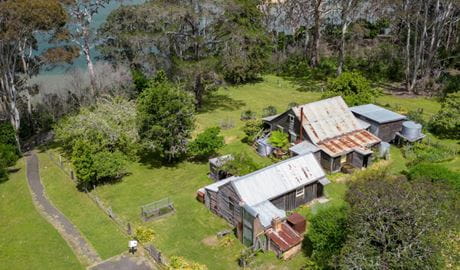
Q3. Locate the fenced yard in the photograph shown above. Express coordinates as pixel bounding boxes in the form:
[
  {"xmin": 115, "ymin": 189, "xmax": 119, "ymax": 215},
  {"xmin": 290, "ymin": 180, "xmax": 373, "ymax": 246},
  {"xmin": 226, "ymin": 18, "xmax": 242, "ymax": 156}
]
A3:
[
  {"xmin": 39, "ymin": 76, "xmax": 458, "ymax": 269},
  {"xmin": 141, "ymin": 198, "xmax": 175, "ymax": 221}
]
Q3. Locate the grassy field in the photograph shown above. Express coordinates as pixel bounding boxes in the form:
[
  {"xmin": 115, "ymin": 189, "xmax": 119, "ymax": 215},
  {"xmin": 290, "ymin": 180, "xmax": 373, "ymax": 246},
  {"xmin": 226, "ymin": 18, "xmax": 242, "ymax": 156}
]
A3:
[
  {"xmin": 0, "ymin": 159, "xmax": 83, "ymax": 270},
  {"xmin": 40, "ymin": 74, "xmax": 457, "ymax": 269},
  {"xmin": 37, "ymin": 152, "xmax": 128, "ymax": 260}
]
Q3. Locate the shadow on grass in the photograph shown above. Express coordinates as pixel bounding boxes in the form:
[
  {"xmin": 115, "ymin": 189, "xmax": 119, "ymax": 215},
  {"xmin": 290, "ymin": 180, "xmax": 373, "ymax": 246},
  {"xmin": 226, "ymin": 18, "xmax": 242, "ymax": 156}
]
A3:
[{"xmin": 198, "ymin": 93, "xmax": 246, "ymax": 113}]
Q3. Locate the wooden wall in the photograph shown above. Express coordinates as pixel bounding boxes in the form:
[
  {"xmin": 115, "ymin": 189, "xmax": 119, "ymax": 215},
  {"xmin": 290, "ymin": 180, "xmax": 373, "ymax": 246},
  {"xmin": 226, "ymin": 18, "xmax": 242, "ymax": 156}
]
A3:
[
  {"xmin": 268, "ymin": 109, "xmax": 309, "ymax": 142},
  {"xmin": 377, "ymin": 120, "xmax": 404, "ymax": 142},
  {"xmin": 217, "ymin": 183, "xmax": 242, "ymax": 227},
  {"xmin": 270, "ymin": 182, "xmax": 321, "ymax": 212}
]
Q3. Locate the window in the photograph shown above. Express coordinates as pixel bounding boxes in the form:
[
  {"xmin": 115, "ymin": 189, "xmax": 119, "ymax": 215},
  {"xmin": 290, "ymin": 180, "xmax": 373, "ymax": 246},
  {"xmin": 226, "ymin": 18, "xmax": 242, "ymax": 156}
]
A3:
[
  {"xmin": 296, "ymin": 187, "xmax": 304, "ymax": 198},
  {"xmin": 288, "ymin": 114, "xmax": 295, "ymax": 131},
  {"xmin": 340, "ymin": 155, "xmax": 347, "ymax": 164}
]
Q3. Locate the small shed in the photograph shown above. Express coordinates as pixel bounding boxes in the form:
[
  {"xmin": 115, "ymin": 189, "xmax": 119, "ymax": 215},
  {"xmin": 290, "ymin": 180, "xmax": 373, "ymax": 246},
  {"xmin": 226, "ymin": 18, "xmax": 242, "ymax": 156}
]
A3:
[
  {"xmin": 286, "ymin": 213, "xmax": 306, "ymax": 234},
  {"xmin": 350, "ymin": 104, "xmax": 406, "ymax": 142},
  {"xmin": 209, "ymin": 155, "xmax": 234, "ymax": 181}
]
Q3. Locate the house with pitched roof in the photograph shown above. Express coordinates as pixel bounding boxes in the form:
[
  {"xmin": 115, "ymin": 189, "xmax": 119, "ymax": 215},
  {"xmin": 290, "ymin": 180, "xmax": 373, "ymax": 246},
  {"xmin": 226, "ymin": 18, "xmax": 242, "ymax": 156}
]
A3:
[
  {"xmin": 198, "ymin": 153, "xmax": 329, "ymax": 259},
  {"xmin": 263, "ymin": 96, "xmax": 381, "ymax": 172}
]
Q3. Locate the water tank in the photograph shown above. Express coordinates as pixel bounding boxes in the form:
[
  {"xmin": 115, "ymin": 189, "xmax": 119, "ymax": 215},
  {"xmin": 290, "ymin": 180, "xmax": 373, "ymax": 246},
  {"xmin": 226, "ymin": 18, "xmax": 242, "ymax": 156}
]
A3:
[
  {"xmin": 256, "ymin": 138, "xmax": 273, "ymax": 157},
  {"xmin": 401, "ymin": 121, "xmax": 422, "ymax": 140},
  {"xmin": 379, "ymin": 141, "xmax": 391, "ymax": 158}
]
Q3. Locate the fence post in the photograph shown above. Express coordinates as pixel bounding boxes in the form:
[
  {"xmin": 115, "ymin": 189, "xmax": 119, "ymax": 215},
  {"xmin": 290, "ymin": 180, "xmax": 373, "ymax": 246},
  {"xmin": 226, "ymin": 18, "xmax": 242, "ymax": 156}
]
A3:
[{"xmin": 70, "ymin": 170, "xmax": 74, "ymax": 180}]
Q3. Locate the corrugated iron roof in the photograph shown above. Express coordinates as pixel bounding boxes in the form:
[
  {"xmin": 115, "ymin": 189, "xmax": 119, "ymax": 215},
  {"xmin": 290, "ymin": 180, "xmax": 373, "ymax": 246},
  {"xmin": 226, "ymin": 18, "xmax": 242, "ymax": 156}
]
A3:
[
  {"xmin": 231, "ymin": 153, "xmax": 327, "ymax": 206},
  {"xmin": 292, "ymin": 96, "xmax": 363, "ymax": 144},
  {"xmin": 318, "ymin": 129, "xmax": 380, "ymax": 156},
  {"xmin": 209, "ymin": 155, "xmax": 233, "ymax": 167},
  {"xmin": 266, "ymin": 223, "xmax": 303, "ymax": 252},
  {"xmin": 248, "ymin": 201, "xmax": 286, "ymax": 227},
  {"xmin": 289, "ymin": 141, "xmax": 320, "ymax": 155},
  {"xmin": 350, "ymin": 104, "xmax": 406, "ymax": 124}
]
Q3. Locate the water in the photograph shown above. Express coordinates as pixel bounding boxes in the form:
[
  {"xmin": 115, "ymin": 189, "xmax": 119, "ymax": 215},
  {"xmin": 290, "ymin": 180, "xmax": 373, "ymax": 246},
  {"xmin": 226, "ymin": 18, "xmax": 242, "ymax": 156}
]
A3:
[{"xmin": 38, "ymin": 0, "xmax": 146, "ymax": 75}]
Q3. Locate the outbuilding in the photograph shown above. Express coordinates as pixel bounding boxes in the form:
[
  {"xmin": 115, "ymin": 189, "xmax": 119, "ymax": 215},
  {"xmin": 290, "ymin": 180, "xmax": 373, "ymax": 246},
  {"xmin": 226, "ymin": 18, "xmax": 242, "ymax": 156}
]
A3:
[{"xmin": 350, "ymin": 104, "xmax": 407, "ymax": 142}]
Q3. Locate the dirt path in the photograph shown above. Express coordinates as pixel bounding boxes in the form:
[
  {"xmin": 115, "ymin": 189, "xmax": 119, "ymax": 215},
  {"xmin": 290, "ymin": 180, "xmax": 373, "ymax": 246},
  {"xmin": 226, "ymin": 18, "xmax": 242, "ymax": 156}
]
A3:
[{"xmin": 25, "ymin": 152, "xmax": 101, "ymax": 266}]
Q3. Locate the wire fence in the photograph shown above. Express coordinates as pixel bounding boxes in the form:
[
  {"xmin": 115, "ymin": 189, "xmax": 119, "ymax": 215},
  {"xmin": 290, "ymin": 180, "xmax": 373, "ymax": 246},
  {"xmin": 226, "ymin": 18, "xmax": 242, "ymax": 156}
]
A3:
[
  {"xmin": 141, "ymin": 197, "xmax": 175, "ymax": 221},
  {"xmin": 45, "ymin": 151, "xmax": 168, "ymax": 266}
]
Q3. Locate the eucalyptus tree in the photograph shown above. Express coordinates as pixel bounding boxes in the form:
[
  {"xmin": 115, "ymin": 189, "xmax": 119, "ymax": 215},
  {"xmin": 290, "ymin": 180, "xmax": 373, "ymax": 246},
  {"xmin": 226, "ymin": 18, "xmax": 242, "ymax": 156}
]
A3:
[{"xmin": 0, "ymin": 0, "xmax": 68, "ymax": 147}]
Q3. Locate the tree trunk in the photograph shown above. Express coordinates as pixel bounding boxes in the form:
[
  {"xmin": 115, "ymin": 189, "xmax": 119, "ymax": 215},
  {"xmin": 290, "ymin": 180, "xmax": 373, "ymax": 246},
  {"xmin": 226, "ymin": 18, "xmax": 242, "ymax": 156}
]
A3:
[
  {"xmin": 310, "ymin": 1, "xmax": 321, "ymax": 67},
  {"xmin": 83, "ymin": 43, "xmax": 97, "ymax": 98},
  {"xmin": 404, "ymin": 0, "xmax": 412, "ymax": 93},
  {"xmin": 337, "ymin": 22, "xmax": 348, "ymax": 75}
]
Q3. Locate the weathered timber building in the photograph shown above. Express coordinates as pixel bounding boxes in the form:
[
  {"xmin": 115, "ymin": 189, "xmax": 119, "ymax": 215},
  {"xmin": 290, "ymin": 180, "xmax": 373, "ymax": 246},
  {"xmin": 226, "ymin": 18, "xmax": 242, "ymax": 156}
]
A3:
[
  {"xmin": 199, "ymin": 153, "xmax": 329, "ymax": 259},
  {"xmin": 263, "ymin": 96, "xmax": 381, "ymax": 172},
  {"xmin": 350, "ymin": 104, "xmax": 407, "ymax": 142}
]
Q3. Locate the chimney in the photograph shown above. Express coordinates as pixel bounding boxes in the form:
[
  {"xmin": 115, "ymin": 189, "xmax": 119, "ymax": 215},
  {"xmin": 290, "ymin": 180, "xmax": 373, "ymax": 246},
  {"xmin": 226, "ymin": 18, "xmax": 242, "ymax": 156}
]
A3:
[{"xmin": 271, "ymin": 217, "xmax": 282, "ymax": 231}]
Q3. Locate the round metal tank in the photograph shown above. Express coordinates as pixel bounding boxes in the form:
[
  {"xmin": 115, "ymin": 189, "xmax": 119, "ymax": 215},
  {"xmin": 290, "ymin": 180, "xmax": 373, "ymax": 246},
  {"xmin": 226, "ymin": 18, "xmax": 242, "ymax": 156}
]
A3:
[
  {"xmin": 256, "ymin": 138, "xmax": 273, "ymax": 157},
  {"xmin": 401, "ymin": 121, "xmax": 422, "ymax": 140},
  {"xmin": 379, "ymin": 141, "xmax": 391, "ymax": 158}
]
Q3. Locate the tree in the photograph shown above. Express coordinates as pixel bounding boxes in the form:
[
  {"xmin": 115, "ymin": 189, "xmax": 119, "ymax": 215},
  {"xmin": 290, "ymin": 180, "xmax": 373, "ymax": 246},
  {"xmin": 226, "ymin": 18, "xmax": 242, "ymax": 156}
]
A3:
[
  {"xmin": 405, "ymin": 163, "xmax": 460, "ymax": 191},
  {"xmin": 215, "ymin": 0, "xmax": 271, "ymax": 83},
  {"xmin": 429, "ymin": 92, "xmax": 460, "ymax": 139},
  {"xmin": 242, "ymin": 120, "xmax": 263, "ymax": 143},
  {"xmin": 339, "ymin": 177, "xmax": 459, "ymax": 269},
  {"xmin": 137, "ymin": 75, "xmax": 195, "ymax": 162},
  {"xmin": 55, "ymin": 97, "xmax": 140, "ymax": 158},
  {"xmin": 65, "ymin": 0, "xmax": 111, "ymax": 96},
  {"xmin": 322, "ymin": 71, "xmax": 379, "ymax": 106},
  {"xmin": 188, "ymin": 127, "xmax": 225, "ymax": 160},
  {"xmin": 99, "ymin": 0, "xmax": 222, "ymax": 109},
  {"xmin": 308, "ymin": 206, "xmax": 348, "ymax": 268},
  {"xmin": 0, "ymin": 0, "xmax": 68, "ymax": 147}
]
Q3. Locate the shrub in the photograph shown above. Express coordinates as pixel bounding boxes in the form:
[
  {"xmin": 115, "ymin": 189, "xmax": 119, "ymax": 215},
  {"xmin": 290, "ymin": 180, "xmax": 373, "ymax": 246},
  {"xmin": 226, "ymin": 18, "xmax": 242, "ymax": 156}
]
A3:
[
  {"xmin": 168, "ymin": 256, "xmax": 207, "ymax": 270},
  {"xmin": 287, "ymin": 102, "xmax": 299, "ymax": 109},
  {"xmin": 429, "ymin": 92, "xmax": 460, "ymax": 139},
  {"xmin": 0, "ymin": 144, "xmax": 19, "ymax": 167},
  {"xmin": 262, "ymin": 106, "xmax": 277, "ymax": 117},
  {"xmin": 402, "ymin": 141, "xmax": 457, "ymax": 165},
  {"xmin": 242, "ymin": 120, "xmax": 262, "ymax": 143},
  {"xmin": 221, "ymin": 152, "xmax": 261, "ymax": 176},
  {"xmin": 134, "ymin": 226, "xmax": 155, "ymax": 243},
  {"xmin": 137, "ymin": 76, "xmax": 195, "ymax": 162},
  {"xmin": 309, "ymin": 206, "xmax": 348, "ymax": 268},
  {"xmin": 405, "ymin": 163, "xmax": 460, "ymax": 191},
  {"xmin": 240, "ymin": 110, "xmax": 256, "ymax": 121},
  {"xmin": 322, "ymin": 71, "xmax": 380, "ymax": 106},
  {"xmin": 269, "ymin": 130, "xmax": 289, "ymax": 149},
  {"xmin": 0, "ymin": 123, "xmax": 17, "ymax": 150},
  {"xmin": 405, "ymin": 108, "xmax": 426, "ymax": 127},
  {"xmin": 71, "ymin": 140, "xmax": 125, "ymax": 190},
  {"xmin": 188, "ymin": 127, "xmax": 224, "ymax": 159}
]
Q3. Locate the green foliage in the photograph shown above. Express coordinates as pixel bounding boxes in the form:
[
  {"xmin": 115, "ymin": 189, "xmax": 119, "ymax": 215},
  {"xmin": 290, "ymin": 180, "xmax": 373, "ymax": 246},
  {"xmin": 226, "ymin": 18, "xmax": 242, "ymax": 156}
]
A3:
[
  {"xmin": 188, "ymin": 127, "xmax": 224, "ymax": 160},
  {"xmin": 287, "ymin": 102, "xmax": 299, "ymax": 109},
  {"xmin": 168, "ymin": 256, "xmax": 208, "ymax": 270},
  {"xmin": 405, "ymin": 108, "xmax": 426, "ymax": 127},
  {"xmin": 269, "ymin": 130, "xmax": 289, "ymax": 149},
  {"xmin": 55, "ymin": 97, "xmax": 139, "ymax": 159},
  {"xmin": 0, "ymin": 123, "xmax": 17, "ymax": 150},
  {"xmin": 71, "ymin": 140, "xmax": 125, "ymax": 190},
  {"xmin": 131, "ymin": 68, "xmax": 149, "ymax": 94},
  {"xmin": 137, "ymin": 78, "xmax": 195, "ymax": 162},
  {"xmin": 339, "ymin": 177, "xmax": 458, "ymax": 269},
  {"xmin": 402, "ymin": 141, "xmax": 457, "ymax": 165},
  {"xmin": 216, "ymin": 0, "xmax": 271, "ymax": 83},
  {"xmin": 278, "ymin": 55, "xmax": 311, "ymax": 78},
  {"xmin": 429, "ymin": 92, "xmax": 460, "ymax": 139},
  {"xmin": 221, "ymin": 152, "xmax": 261, "ymax": 176},
  {"xmin": 0, "ymin": 144, "xmax": 19, "ymax": 167},
  {"xmin": 405, "ymin": 163, "xmax": 460, "ymax": 191},
  {"xmin": 322, "ymin": 71, "xmax": 379, "ymax": 106},
  {"xmin": 261, "ymin": 106, "xmax": 277, "ymax": 117},
  {"xmin": 134, "ymin": 226, "xmax": 155, "ymax": 243},
  {"xmin": 440, "ymin": 74, "xmax": 460, "ymax": 97},
  {"xmin": 242, "ymin": 119, "xmax": 262, "ymax": 143},
  {"xmin": 240, "ymin": 109, "xmax": 256, "ymax": 121},
  {"xmin": 308, "ymin": 206, "xmax": 348, "ymax": 268}
]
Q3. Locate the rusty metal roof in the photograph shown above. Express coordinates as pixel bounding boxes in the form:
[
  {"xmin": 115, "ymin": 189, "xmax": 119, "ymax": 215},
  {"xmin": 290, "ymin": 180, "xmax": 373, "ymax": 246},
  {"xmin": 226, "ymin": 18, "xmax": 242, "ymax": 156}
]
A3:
[
  {"xmin": 266, "ymin": 222, "xmax": 303, "ymax": 252},
  {"xmin": 318, "ymin": 129, "xmax": 380, "ymax": 157},
  {"xmin": 292, "ymin": 96, "xmax": 363, "ymax": 144}
]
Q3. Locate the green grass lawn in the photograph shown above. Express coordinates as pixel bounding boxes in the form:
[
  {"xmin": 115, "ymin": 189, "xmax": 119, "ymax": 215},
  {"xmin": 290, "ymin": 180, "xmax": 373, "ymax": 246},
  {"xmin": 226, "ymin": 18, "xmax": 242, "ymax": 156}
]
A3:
[
  {"xmin": 49, "ymin": 75, "xmax": 456, "ymax": 269},
  {"xmin": 37, "ymin": 152, "xmax": 128, "ymax": 260},
  {"xmin": 0, "ymin": 159, "xmax": 83, "ymax": 270}
]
